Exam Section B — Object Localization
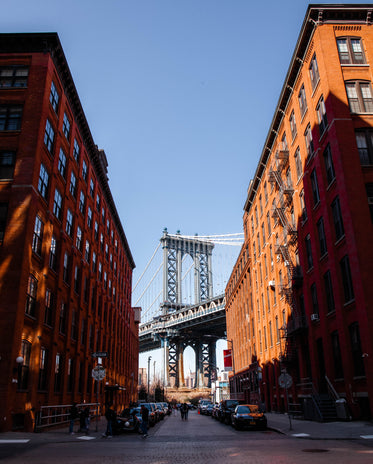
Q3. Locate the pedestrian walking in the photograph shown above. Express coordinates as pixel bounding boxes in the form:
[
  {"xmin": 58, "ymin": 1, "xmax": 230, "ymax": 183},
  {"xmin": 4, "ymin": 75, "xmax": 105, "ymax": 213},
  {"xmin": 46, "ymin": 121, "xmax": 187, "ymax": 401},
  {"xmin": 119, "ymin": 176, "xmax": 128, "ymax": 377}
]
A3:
[
  {"xmin": 83, "ymin": 406, "xmax": 90, "ymax": 433},
  {"xmin": 103, "ymin": 405, "xmax": 115, "ymax": 438},
  {"xmin": 181, "ymin": 403, "xmax": 188, "ymax": 420},
  {"xmin": 140, "ymin": 404, "xmax": 149, "ymax": 438},
  {"xmin": 69, "ymin": 402, "xmax": 79, "ymax": 434}
]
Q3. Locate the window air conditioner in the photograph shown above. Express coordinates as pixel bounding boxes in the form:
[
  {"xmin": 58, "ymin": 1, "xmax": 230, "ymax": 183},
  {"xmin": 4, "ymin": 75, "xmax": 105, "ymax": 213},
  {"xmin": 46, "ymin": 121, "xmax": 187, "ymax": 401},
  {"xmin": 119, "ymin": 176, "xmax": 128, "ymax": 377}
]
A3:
[
  {"xmin": 268, "ymin": 280, "xmax": 275, "ymax": 288},
  {"xmin": 311, "ymin": 314, "xmax": 319, "ymax": 322}
]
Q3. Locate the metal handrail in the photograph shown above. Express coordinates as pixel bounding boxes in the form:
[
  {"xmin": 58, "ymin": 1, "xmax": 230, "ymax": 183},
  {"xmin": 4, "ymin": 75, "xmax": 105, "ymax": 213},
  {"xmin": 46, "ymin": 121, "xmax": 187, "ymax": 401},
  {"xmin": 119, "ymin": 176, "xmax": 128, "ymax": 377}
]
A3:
[
  {"xmin": 325, "ymin": 375, "xmax": 340, "ymax": 400},
  {"xmin": 35, "ymin": 402, "xmax": 100, "ymax": 431}
]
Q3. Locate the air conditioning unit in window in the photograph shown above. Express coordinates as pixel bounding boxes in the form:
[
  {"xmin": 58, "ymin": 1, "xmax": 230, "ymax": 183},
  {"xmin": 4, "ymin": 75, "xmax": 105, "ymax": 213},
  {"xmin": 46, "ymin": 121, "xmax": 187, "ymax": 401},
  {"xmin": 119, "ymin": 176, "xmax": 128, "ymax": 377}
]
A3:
[
  {"xmin": 268, "ymin": 280, "xmax": 276, "ymax": 289},
  {"xmin": 311, "ymin": 314, "xmax": 319, "ymax": 322},
  {"xmin": 368, "ymin": 197, "xmax": 373, "ymax": 205}
]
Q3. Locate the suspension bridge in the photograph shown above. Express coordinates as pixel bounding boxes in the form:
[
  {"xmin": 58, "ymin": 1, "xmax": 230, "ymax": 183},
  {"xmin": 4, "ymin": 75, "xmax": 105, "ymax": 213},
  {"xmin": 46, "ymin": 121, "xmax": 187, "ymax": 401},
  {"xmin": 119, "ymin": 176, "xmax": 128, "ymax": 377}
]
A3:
[{"xmin": 133, "ymin": 228, "xmax": 243, "ymax": 389}]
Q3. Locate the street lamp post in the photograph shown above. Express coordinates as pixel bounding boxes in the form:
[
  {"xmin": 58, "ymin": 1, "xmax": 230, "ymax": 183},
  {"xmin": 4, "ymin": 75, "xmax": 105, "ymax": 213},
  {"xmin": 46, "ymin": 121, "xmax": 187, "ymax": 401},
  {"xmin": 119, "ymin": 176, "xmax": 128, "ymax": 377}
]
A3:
[{"xmin": 147, "ymin": 356, "xmax": 152, "ymax": 401}]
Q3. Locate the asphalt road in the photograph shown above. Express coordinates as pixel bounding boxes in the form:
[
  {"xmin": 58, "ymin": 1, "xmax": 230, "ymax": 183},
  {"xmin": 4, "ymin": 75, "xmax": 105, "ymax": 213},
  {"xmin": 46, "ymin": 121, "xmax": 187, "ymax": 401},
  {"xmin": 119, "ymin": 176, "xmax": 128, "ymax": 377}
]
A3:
[{"xmin": 1, "ymin": 410, "xmax": 373, "ymax": 463}]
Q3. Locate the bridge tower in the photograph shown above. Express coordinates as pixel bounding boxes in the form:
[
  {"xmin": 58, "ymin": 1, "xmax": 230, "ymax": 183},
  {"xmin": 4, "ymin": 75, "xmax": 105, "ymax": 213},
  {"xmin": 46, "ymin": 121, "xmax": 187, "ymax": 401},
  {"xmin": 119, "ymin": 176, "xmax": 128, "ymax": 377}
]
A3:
[
  {"xmin": 160, "ymin": 229, "xmax": 216, "ymax": 389},
  {"xmin": 160, "ymin": 228, "xmax": 214, "ymax": 311}
]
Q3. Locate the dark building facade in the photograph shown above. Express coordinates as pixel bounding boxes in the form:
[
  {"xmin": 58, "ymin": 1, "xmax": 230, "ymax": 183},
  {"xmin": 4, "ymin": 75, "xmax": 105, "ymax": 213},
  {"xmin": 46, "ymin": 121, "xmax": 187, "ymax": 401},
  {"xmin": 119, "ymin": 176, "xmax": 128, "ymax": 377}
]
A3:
[
  {"xmin": 0, "ymin": 33, "xmax": 139, "ymax": 432},
  {"xmin": 226, "ymin": 5, "xmax": 373, "ymax": 420}
]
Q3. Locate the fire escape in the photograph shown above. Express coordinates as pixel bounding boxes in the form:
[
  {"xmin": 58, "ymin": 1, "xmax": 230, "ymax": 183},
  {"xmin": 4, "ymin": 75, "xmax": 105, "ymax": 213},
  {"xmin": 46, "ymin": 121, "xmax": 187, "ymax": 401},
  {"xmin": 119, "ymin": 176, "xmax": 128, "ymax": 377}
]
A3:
[{"xmin": 268, "ymin": 146, "xmax": 306, "ymax": 364}]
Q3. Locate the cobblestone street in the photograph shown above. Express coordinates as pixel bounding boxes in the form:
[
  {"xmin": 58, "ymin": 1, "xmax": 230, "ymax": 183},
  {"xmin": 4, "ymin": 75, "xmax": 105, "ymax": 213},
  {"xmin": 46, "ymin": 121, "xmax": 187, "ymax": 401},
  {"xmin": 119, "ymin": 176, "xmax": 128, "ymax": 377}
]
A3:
[{"xmin": 1, "ymin": 410, "xmax": 373, "ymax": 463}]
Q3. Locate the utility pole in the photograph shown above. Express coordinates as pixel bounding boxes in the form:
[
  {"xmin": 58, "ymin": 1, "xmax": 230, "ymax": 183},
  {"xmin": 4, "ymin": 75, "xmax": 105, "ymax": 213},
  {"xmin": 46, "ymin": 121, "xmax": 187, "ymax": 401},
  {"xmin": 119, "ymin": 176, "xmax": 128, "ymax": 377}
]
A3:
[{"xmin": 147, "ymin": 356, "xmax": 152, "ymax": 401}]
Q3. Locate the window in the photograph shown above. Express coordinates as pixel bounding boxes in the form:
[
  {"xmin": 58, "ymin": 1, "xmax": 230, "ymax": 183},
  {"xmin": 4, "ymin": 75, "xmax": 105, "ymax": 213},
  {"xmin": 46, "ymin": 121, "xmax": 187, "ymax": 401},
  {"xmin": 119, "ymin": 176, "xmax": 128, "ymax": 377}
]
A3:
[
  {"xmin": 331, "ymin": 331, "xmax": 344, "ymax": 379},
  {"xmin": 310, "ymin": 169, "xmax": 320, "ymax": 206},
  {"xmin": 100, "ymin": 233, "xmax": 104, "ymax": 251},
  {"xmin": 289, "ymin": 110, "xmax": 297, "ymax": 140},
  {"xmin": 0, "ymin": 66, "xmax": 28, "ymax": 88},
  {"xmin": 25, "ymin": 274, "xmax": 37, "ymax": 317},
  {"xmin": 355, "ymin": 129, "xmax": 373, "ymax": 165},
  {"xmin": 366, "ymin": 183, "xmax": 373, "ymax": 222},
  {"xmin": 337, "ymin": 37, "xmax": 365, "ymax": 65},
  {"xmin": 309, "ymin": 53, "xmax": 320, "ymax": 90},
  {"xmin": 264, "ymin": 181, "xmax": 268, "ymax": 203},
  {"xmin": 73, "ymin": 139, "xmax": 80, "ymax": 163},
  {"xmin": 71, "ymin": 310, "xmax": 77, "ymax": 341},
  {"xmin": 0, "ymin": 104, "xmax": 23, "ymax": 130},
  {"xmin": 300, "ymin": 189, "xmax": 307, "ymax": 223},
  {"xmin": 67, "ymin": 358, "xmax": 74, "ymax": 392},
  {"xmin": 324, "ymin": 270, "xmax": 335, "ymax": 313},
  {"xmin": 304, "ymin": 124, "xmax": 314, "ymax": 158},
  {"xmin": 331, "ymin": 197, "xmax": 345, "ymax": 241},
  {"xmin": 44, "ymin": 119, "xmax": 55, "ymax": 153},
  {"xmin": 76, "ymin": 225, "xmax": 82, "ymax": 251},
  {"xmin": 259, "ymin": 195, "xmax": 263, "ymax": 216},
  {"xmin": 87, "ymin": 206, "xmax": 92, "ymax": 228},
  {"xmin": 310, "ymin": 283, "xmax": 319, "ymax": 316},
  {"xmin": 74, "ymin": 266, "xmax": 80, "ymax": 293},
  {"xmin": 90, "ymin": 178, "xmax": 95, "ymax": 197},
  {"xmin": 261, "ymin": 222, "xmax": 265, "ymax": 245},
  {"xmin": 294, "ymin": 147, "xmax": 302, "ymax": 180},
  {"xmin": 92, "ymin": 251, "xmax": 97, "ymax": 273},
  {"xmin": 54, "ymin": 353, "xmax": 62, "ymax": 393},
  {"xmin": 98, "ymin": 262, "xmax": 102, "ymax": 280},
  {"xmin": 18, "ymin": 340, "xmax": 31, "ymax": 389},
  {"xmin": 58, "ymin": 148, "xmax": 67, "ymax": 178},
  {"xmin": 37, "ymin": 163, "xmax": 49, "ymax": 199},
  {"xmin": 96, "ymin": 194, "xmax": 100, "ymax": 211},
  {"xmin": 53, "ymin": 188, "xmax": 62, "ymax": 220},
  {"xmin": 266, "ymin": 212, "xmax": 271, "ymax": 236},
  {"xmin": 85, "ymin": 240, "xmax": 90, "ymax": 262},
  {"xmin": 80, "ymin": 318, "xmax": 86, "ymax": 345},
  {"xmin": 94, "ymin": 221, "xmax": 99, "ymax": 240},
  {"xmin": 32, "ymin": 215, "xmax": 44, "ymax": 255},
  {"xmin": 316, "ymin": 95, "xmax": 328, "ymax": 135},
  {"xmin": 63, "ymin": 252, "xmax": 70, "ymax": 283},
  {"xmin": 298, "ymin": 84, "xmax": 308, "ymax": 117},
  {"xmin": 0, "ymin": 203, "xmax": 8, "ymax": 242},
  {"xmin": 0, "ymin": 151, "xmax": 16, "ymax": 179},
  {"xmin": 62, "ymin": 113, "xmax": 71, "ymax": 140},
  {"xmin": 281, "ymin": 132, "xmax": 288, "ymax": 150},
  {"xmin": 59, "ymin": 301, "xmax": 67, "ymax": 334},
  {"xmin": 323, "ymin": 144, "xmax": 336, "ymax": 184},
  {"xmin": 317, "ymin": 217, "xmax": 327, "ymax": 256},
  {"xmin": 79, "ymin": 191, "xmax": 85, "ymax": 214},
  {"xmin": 49, "ymin": 81, "xmax": 59, "ymax": 112},
  {"xmin": 38, "ymin": 347, "xmax": 48, "ymax": 390},
  {"xmin": 49, "ymin": 235, "xmax": 57, "ymax": 271},
  {"xmin": 349, "ymin": 322, "xmax": 365, "ymax": 377},
  {"xmin": 346, "ymin": 81, "xmax": 373, "ymax": 113},
  {"xmin": 69, "ymin": 171, "xmax": 77, "ymax": 197},
  {"xmin": 65, "ymin": 209, "xmax": 73, "ymax": 237},
  {"xmin": 305, "ymin": 234, "xmax": 313, "ymax": 269},
  {"xmin": 82, "ymin": 160, "xmax": 87, "ymax": 181},
  {"xmin": 102, "ymin": 207, "xmax": 105, "ymax": 223},
  {"xmin": 340, "ymin": 255, "xmax": 354, "ymax": 303},
  {"xmin": 44, "ymin": 288, "xmax": 53, "ymax": 326}
]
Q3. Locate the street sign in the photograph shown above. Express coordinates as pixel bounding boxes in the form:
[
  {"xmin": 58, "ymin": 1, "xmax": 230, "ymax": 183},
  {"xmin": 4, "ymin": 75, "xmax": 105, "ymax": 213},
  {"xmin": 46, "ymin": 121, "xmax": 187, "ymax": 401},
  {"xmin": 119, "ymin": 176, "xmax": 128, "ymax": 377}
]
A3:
[
  {"xmin": 92, "ymin": 365, "xmax": 106, "ymax": 381},
  {"xmin": 92, "ymin": 351, "xmax": 108, "ymax": 358},
  {"xmin": 278, "ymin": 373, "xmax": 293, "ymax": 389}
]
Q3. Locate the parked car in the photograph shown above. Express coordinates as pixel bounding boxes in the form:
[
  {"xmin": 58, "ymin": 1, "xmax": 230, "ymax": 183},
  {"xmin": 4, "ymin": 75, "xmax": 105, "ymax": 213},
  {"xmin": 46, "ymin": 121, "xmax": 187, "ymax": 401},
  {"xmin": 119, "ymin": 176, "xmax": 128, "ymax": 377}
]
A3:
[
  {"xmin": 113, "ymin": 407, "xmax": 141, "ymax": 434},
  {"xmin": 219, "ymin": 399, "xmax": 244, "ymax": 425},
  {"xmin": 199, "ymin": 401, "xmax": 213, "ymax": 415},
  {"xmin": 211, "ymin": 403, "xmax": 221, "ymax": 420},
  {"xmin": 198, "ymin": 399, "xmax": 212, "ymax": 414},
  {"xmin": 155, "ymin": 403, "xmax": 166, "ymax": 420},
  {"xmin": 231, "ymin": 404, "xmax": 267, "ymax": 430}
]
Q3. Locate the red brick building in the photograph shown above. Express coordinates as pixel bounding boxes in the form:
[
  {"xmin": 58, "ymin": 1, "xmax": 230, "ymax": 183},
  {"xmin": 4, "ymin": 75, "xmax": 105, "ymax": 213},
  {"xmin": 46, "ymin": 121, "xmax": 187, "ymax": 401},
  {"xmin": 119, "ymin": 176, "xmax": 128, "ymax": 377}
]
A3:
[
  {"xmin": 0, "ymin": 33, "xmax": 139, "ymax": 432},
  {"xmin": 226, "ymin": 5, "xmax": 373, "ymax": 420}
]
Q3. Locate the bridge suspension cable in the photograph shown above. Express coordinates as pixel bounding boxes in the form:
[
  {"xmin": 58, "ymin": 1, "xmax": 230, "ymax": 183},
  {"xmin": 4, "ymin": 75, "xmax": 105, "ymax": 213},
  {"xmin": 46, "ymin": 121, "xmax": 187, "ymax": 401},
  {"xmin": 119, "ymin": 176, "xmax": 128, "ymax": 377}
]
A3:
[
  {"xmin": 133, "ymin": 261, "xmax": 163, "ymax": 307},
  {"xmin": 133, "ymin": 242, "xmax": 161, "ymax": 292}
]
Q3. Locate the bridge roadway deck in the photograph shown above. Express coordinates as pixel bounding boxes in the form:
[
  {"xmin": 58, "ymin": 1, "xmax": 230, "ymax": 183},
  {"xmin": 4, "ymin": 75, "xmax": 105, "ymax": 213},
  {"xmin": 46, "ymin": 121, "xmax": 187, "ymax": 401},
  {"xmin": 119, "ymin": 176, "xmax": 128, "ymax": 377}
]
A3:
[{"xmin": 139, "ymin": 295, "xmax": 226, "ymax": 353}]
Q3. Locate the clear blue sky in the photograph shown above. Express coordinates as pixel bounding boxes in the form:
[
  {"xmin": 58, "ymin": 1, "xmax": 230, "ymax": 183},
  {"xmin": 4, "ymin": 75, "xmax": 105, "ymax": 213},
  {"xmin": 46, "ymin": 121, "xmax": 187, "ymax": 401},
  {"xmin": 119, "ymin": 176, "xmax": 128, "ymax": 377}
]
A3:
[{"xmin": 2, "ymin": 0, "xmax": 370, "ymax": 373}]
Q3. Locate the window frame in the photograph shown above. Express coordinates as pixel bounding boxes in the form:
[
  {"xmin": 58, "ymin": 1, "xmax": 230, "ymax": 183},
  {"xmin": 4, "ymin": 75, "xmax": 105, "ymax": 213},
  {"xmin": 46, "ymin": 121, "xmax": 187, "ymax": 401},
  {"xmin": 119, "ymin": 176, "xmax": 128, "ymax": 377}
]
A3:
[
  {"xmin": 337, "ymin": 37, "xmax": 365, "ymax": 65},
  {"xmin": 346, "ymin": 80, "xmax": 373, "ymax": 113}
]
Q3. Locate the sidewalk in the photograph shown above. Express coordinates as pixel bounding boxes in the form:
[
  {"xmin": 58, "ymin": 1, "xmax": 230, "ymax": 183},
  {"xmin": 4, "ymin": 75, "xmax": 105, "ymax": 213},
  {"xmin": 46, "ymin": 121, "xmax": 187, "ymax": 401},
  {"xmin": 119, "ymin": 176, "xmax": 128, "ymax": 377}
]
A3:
[{"xmin": 266, "ymin": 412, "xmax": 373, "ymax": 440}]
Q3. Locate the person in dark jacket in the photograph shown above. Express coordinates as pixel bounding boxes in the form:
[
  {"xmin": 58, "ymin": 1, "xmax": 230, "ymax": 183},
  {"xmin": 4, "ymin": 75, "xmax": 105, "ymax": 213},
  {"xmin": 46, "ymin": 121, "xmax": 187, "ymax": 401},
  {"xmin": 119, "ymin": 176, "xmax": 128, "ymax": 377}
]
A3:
[
  {"xmin": 69, "ymin": 402, "xmax": 79, "ymax": 434},
  {"xmin": 140, "ymin": 404, "xmax": 149, "ymax": 438},
  {"xmin": 103, "ymin": 405, "xmax": 116, "ymax": 438}
]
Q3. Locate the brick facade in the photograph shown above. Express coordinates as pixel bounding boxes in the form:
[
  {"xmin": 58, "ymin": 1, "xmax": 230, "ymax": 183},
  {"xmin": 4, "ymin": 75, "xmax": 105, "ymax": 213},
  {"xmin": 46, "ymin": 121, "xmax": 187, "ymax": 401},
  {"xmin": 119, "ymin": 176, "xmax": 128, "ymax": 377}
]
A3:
[
  {"xmin": 226, "ymin": 5, "xmax": 373, "ymax": 420},
  {"xmin": 0, "ymin": 33, "xmax": 139, "ymax": 432}
]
